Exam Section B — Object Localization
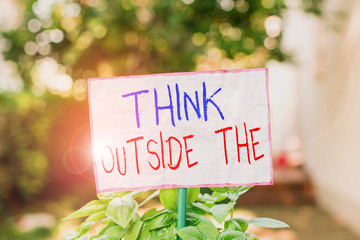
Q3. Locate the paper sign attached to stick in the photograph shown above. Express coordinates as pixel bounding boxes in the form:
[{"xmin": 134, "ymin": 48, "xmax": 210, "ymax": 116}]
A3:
[{"xmin": 88, "ymin": 68, "xmax": 273, "ymax": 194}]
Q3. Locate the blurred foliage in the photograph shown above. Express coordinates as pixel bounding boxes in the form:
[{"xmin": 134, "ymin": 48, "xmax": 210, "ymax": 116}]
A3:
[
  {"xmin": 301, "ymin": 0, "xmax": 323, "ymax": 15},
  {"xmin": 0, "ymin": 92, "xmax": 54, "ymax": 212},
  {"xmin": 2, "ymin": 0, "xmax": 288, "ymax": 87},
  {"xmin": 0, "ymin": 218, "xmax": 51, "ymax": 240}
]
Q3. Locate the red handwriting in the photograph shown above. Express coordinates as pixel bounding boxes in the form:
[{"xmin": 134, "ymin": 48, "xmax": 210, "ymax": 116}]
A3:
[
  {"xmin": 101, "ymin": 123, "xmax": 264, "ymax": 175},
  {"xmin": 214, "ymin": 126, "xmax": 232, "ymax": 165},
  {"xmin": 101, "ymin": 146, "xmax": 126, "ymax": 175},
  {"xmin": 183, "ymin": 134, "xmax": 197, "ymax": 168},
  {"xmin": 166, "ymin": 136, "xmax": 182, "ymax": 170},
  {"xmin": 126, "ymin": 136, "xmax": 144, "ymax": 174},
  {"xmin": 101, "ymin": 132, "xmax": 197, "ymax": 175},
  {"xmin": 235, "ymin": 123, "xmax": 250, "ymax": 164},
  {"xmin": 147, "ymin": 139, "xmax": 160, "ymax": 170},
  {"xmin": 215, "ymin": 123, "xmax": 264, "ymax": 165},
  {"xmin": 249, "ymin": 127, "xmax": 264, "ymax": 161}
]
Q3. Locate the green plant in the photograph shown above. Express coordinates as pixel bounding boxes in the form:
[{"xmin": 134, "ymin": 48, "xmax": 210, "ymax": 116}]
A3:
[{"xmin": 64, "ymin": 187, "xmax": 289, "ymax": 240}]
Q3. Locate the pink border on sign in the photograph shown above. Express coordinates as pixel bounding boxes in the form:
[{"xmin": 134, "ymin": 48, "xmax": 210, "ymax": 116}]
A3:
[
  {"xmin": 87, "ymin": 68, "xmax": 273, "ymax": 194},
  {"xmin": 87, "ymin": 80, "xmax": 100, "ymax": 193},
  {"xmin": 97, "ymin": 181, "xmax": 272, "ymax": 194},
  {"xmin": 264, "ymin": 68, "xmax": 274, "ymax": 185}
]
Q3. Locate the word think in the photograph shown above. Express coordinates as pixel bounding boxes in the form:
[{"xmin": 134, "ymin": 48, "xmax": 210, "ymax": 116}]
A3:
[{"xmin": 122, "ymin": 82, "xmax": 225, "ymax": 128}]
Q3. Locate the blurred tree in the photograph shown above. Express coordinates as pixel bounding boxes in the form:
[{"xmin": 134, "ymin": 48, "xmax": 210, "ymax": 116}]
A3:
[
  {"xmin": 0, "ymin": 92, "xmax": 60, "ymax": 214},
  {"xmin": 302, "ymin": 0, "xmax": 323, "ymax": 15},
  {"xmin": 3, "ymin": 0, "xmax": 287, "ymax": 87},
  {"xmin": 0, "ymin": 0, "xmax": 289, "ymax": 214}
]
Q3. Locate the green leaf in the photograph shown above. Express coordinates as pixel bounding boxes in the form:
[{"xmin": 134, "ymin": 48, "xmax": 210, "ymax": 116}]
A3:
[
  {"xmin": 224, "ymin": 218, "xmax": 249, "ymax": 232},
  {"xmin": 210, "ymin": 201, "xmax": 236, "ymax": 223},
  {"xmin": 105, "ymin": 195, "xmax": 138, "ymax": 228},
  {"xmin": 197, "ymin": 192, "xmax": 226, "ymax": 204},
  {"xmin": 187, "ymin": 203, "xmax": 208, "ymax": 215},
  {"xmin": 74, "ymin": 237, "xmax": 88, "ymax": 240},
  {"xmin": 125, "ymin": 221, "xmax": 143, "ymax": 240},
  {"xmin": 64, "ymin": 233, "xmax": 79, "ymax": 240},
  {"xmin": 159, "ymin": 188, "xmax": 178, "ymax": 211},
  {"xmin": 186, "ymin": 213, "xmax": 201, "ymax": 226},
  {"xmin": 208, "ymin": 187, "xmax": 253, "ymax": 202},
  {"xmin": 93, "ymin": 222, "xmax": 127, "ymax": 240},
  {"xmin": 85, "ymin": 210, "xmax": 106, "ymax": 223},
  {"xmin": 141, "ymin": 208, "xmax": 168, "ymax": 222},
  {"xmin": 90, "ymin": 236, "xmax": 108, "ymax": 240},
  {"xmin": 225, "ymin": 186, "xmax": 253, "ymax": 201},
  {"xmin": 224, "ymin": 219, "xmax": 241, "ymax": 231},
  {"xmin": 141, "ymin": 208, "xmax": 157, "ymax": 221},
  {"xmin": 212, "ymin": 194, "xmax": 227, "ymax": 203},
  {"xmin": 195, "ymin": 216, "xmax": 219, "ymax": 240},
  {"xmin": 78, "ymin": 221, "xmax": 96, "ymax": 236},
  {"xmin": 187, "ymin": 188, "xmax": 200, "ymax": 204},
  {"xmin": 249, "ymin": 218, "xmax": 289, "ymax": 228},
  {"xmin": 209, "ymin": 187, "xmax": 227, "ymax": 193},
  {"xmin": 235, "ymin": 186, "xmax": 253, "ymax": 196},
  {"xmin": 148, "ymin": 212, "xmax": 174, "ymax": 230},
  {"xmin": 101, "ymin": 217, "xmax": 112, "ymax": 225},
  {"xmin": 202, "ymin": 202, "xmax": 216, "ymax": 208},
  {"xmin": 64, "ymin": 200, "xmax": 108, "ymax": 220},
  {"xmin": 150, "ymin": 224, "xmax": 177, "ymax": 240},
  {"xmin": 167, "ymin": 224, "xmax": 177, "ymax": 240},
  {"xmin": 132, "ymin": 213, "xmax": 141, "ymax": 223},
  {"xmin": 97, "ymin": 222, "xmax": 117, "ymax": 236},
  {"xmin": 209, "ymin": 187, "xmax": 253, "ymax": 202},
  {"xmin": 246, "ymin": 233, "xmax": 259, "ymax": 240},
  {"xmin": 98, "ymin": 191, "xmax": 131, "ymax": 200},
  {"xmin": 216, "ymin": 230, "xmax": 245, "ymax": 240},
  {"xmin": 137, "ymin": 223, "xmax": 151, "ymax": 240},
  {"xmin": 225, "ymin": 193, "xmax": 241, "ymax": 202},
  {"xmin": 177, "ymin": 226, "xmax": 207, "ymax": 240},
  {"xmin": 102, "ymin": 225, "xmax": 127, "ymax": 239},
  {"xmin": 192, "ymin": 202, "xmax": 211, "ymax": 213},
  {"xmin": 197, "ymin": 193, "xmax": 213, "ymax": 202}
]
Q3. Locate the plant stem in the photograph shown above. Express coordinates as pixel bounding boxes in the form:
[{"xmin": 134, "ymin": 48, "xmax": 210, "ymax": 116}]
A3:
[
  {"xmin": 231, "ymin": 207, "xmax": 234, "ymax": 219},
  {"xmin": 178, "ymin": 188, "xmax": 187, "ymax": 240}
]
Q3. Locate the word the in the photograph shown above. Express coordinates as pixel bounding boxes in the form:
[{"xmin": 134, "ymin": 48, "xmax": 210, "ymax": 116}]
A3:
[{"xmin": 215, "ymin": 123, "xmax": 264, "ymax": 165}]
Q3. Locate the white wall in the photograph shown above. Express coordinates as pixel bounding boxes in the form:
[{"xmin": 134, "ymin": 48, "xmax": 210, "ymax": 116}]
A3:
[{"xmin": 286, "ymin": 0, "xmax": 360, "ymax": 236}]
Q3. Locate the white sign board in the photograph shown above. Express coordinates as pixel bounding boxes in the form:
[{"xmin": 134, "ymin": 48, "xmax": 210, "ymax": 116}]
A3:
[{"xmin": 88, "ymin": 69, "xmax": 273, "ymax": 194}]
